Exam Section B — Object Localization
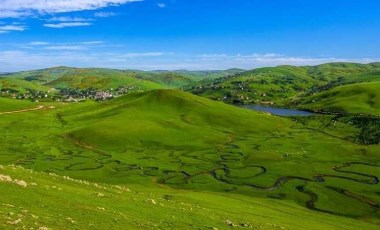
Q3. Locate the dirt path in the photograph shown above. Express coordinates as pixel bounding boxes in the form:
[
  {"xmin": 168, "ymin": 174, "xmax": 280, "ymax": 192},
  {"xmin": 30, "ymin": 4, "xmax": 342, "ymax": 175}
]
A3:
[{"xmin": 0, "ymin": 106, "xmax": 52, "ymax": 115}]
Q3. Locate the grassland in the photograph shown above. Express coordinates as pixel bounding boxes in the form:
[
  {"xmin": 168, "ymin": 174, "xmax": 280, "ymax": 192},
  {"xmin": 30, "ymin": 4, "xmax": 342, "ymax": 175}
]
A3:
[
  {"xmin": 0, "ymin": 78, "xmax": 51, "ymax": 93},
  {"xmin": 0, "ymin": 66, "xmax": 77, "ymax": 84},
  {"xmin": 1, "ymin": 63, "xmax": 380, "ymax": 228},
  {"xmin": 297, "ymin": 82, "xmax": 380, "ymax": 115},
  {"xmin": 187, "ymin": 63, "xmax": 380, "ymax": 109},
  {"xmin": 0, "ymin": 97, "xmax": 37, "ymax": 112},
  {"xmin": 44, "ymin": 69, "xmax": 164, "ymax": 90},
  {"xmin": 1, "ymin": 89, "xmax": 380, "ymax": 228},
  {"xmin": 0, "ymin": 67, "xmax": 246, "ymax": 95},
  {"xmin": 3, "ymin": 165, "xmax": 377, "ymax": 230}
]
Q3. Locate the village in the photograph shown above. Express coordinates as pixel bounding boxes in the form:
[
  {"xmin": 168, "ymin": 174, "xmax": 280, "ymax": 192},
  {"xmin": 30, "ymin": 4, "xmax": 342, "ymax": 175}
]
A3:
[{"xmin": 0, "ymin": 85, "xmax": 141, "ymax": 103}]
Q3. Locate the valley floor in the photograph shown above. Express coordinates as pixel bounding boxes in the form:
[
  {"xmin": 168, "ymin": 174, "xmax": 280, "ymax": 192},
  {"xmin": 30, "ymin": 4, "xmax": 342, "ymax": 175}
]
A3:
[{"xmin": 1, "ymin": 90, "xmax": 380, "ymax": 229}]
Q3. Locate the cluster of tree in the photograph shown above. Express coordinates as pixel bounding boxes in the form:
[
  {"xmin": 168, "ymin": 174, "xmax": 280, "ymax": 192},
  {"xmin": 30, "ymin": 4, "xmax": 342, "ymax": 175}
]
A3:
[{"xmin": 347, "ymin": 116, "xmax": 380, "ymax": 145}]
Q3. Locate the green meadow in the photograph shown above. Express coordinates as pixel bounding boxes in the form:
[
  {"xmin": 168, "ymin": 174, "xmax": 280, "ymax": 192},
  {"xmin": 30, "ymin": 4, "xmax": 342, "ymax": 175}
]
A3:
[
  {"xmin": 1, "ymin": 88, "xmax": 380, "ymax": 229},
  {"xmin": 0, "ymin": 97, "xmax": 36, "ymax": 112},
  {"xmin": 298, "ymin": 82, "xmax": 380, "ymax": 115},
  {"xmin": 1, "ymin": 63, "xmax": 380, "ymax": 229}
]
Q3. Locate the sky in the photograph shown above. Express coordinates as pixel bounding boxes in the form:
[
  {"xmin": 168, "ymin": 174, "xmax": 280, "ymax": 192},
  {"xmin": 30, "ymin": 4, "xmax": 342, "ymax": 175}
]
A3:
[{"xmin": 0, "ymin": 0, "xmax": 380, "ymax": 71}]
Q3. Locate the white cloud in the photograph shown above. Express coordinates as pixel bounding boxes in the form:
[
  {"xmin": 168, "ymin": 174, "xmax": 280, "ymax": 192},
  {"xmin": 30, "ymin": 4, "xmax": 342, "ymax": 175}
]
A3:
[
  {"xmin": 0, "ymin": 0, "xmax": 142, "ymax": 18},
  {"xmin": 17, "ymin": 41, "xmax": 104, "ymax": 48},
  {"xmin": 43, "ymin": 22, "xmax": 92, "ymax": 28},
  {"xmin": 46, "ymin": 16, "xmax": 94, "ymax": 22},
  {"xmin": 44, "ymin": 45, "xmax": 87, "ymax": 50},
  {"xmin": 80, "ymin": 41, "xmax": 104, "ymax": 45},
  {"xmin": 121, "ymin": 52, "xmax": 166, "ymax": 58},
  {"xmin": 94, "ymin": 11, "xmax": 117, "ymax": 17},
  {"xmin": 200, "ymin": 54, "xmax": 228, "ymax": 58},
  {"xmin": 157, "ymin": 3, "xmax": 166, "ymax": 8},
  {"xmin": 43, "ymin": 17, "xmax": 95, "ymax": 29},
  {"xmin": 28, "ymin": 41, "xmax": 50, "ymax": 46},
  {"xmin": 0, "ymin": 24, "xmax": 26, "ymax": 33},
  {"xmin": 0, "ymin": 10, "xmax": 31, "ymax": 18}
]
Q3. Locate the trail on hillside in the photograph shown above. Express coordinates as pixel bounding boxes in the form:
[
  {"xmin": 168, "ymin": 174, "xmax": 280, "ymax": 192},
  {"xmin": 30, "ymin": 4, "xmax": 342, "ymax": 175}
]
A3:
[{"xmin": 0, "ymin": 106, "xmax": 50, "ymax": 115}]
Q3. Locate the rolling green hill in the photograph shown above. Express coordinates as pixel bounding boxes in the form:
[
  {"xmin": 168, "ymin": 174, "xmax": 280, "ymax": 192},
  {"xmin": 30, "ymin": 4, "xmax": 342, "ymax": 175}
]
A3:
[
  {"xmin": 187, "ymin": 62, "xmax": 380, "ymax": 109},
  {"xmin": 1, "ymin": 89, "xmax": 380, "ymax": 227},
  {"xmin": 0, "ymin": 78, "xmax": 51, "ymax": 93},
  {"xmin": 135, "ymin": 72, "xmax": 193, "ymax": 88},
  {"xmin": 297, "ymin": 82, "xmax": 380, "ymax": 115},
  {"xmin": 45, "ymin": 68, "xmax": 164, "ymax": 90},
  {"xmin": 1, "ymin": 64, "xmax": 380, "ymax": 228},
  {"xmin": 0, "ymin": 66, "xmax": 78, "ymax": 84},
  {"xmin": 64, "ymin": 90, "xmax": 288, "ymax": 153},
  {"xmin": 168, "ymin": 69, "xmax": 246, "ymax": 81},
  {"xmin": 1, "ymin": 67, "xmax": 244, "ymax": 92},
  {"xmin": 1, "ymin": 67, "xmax": 169, "ymax": 91}
]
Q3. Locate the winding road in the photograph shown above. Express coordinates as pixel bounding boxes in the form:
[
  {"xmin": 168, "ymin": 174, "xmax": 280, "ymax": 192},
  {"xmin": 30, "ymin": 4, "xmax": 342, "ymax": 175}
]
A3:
[{"xmin": 0, "ymin": 106, "xmax": 51, "ymax": 115}]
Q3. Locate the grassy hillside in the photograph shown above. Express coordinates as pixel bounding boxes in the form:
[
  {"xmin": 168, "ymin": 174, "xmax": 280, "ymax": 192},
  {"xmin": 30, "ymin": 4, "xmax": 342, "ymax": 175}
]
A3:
[
  {"xmin": 135, "ymin": 72, "xmax": 193, "ymax": 88},
  {"xmin": 2, "ymin": 165, "xmax": 377, "ymax": 229},
  {"xmin": 169, "ymin": 69, "xmax": 246, "ymax": 81},
  {"xmin": 65, "ymin": 90, "xmax": 287, "ymax": 153},
  {"xmin": 0, "ymin": 66, "xmax": 78, "ymax": 84},
  {"xmin": 0, "ymin": 78, "xmax": 50, "ymax": 93},
  {"xmin": 0, "ymin": 97, "xmax": 36, "ymax": 112},
  {"xmin": 1, "ymin": 67, "xmax": 244, "ymax": 92},
  {"xmin": 1, "ymin": 89, "xmax": 380, "ymax": 227},
  {"xmin": 45, "ymin": 68, "xmax": 164, "ymax": 90},
  {"xmin": 297, "ymin": 82, "xmax": 380, "ymax": 115},
  {"xmin": 1, "ymin": 67, "xmax": 169, "ymax": 92},
  {"xmin": 187, "ymin": 62, "xmax": 380, "ymax": 109}
]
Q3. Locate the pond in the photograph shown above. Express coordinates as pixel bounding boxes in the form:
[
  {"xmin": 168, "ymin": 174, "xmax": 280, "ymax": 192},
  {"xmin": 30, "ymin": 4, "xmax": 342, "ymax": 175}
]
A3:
[{"xmin": 240, "ymin": 105, "xmax": 314, "ymax": 116}]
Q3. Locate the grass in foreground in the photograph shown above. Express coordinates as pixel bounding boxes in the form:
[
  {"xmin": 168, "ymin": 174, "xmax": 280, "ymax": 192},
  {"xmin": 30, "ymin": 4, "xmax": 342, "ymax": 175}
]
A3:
[{"xmin": 1, "ymin": 165, "xmax": 378, "ymax": 230}]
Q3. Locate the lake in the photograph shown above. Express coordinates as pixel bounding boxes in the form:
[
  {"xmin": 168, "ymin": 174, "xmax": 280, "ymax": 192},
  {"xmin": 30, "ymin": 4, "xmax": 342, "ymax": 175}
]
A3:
[{"xmin": 240, "ymin": 105, "xmax": 314, "ymax": 116}]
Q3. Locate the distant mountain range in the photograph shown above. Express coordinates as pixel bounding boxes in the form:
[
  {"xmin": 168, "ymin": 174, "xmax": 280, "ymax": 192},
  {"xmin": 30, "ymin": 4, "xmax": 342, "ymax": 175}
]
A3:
[
  {"xmin": 1, "ymin": 62, "xmax": 380, "ymax": 115},
  {"xmin": 0, "ymin": 66, "xmax": 245, "ymax": 91},
  {"xmin": 186, "ymin": 62, "xmax": 380, "ymax": 115}
]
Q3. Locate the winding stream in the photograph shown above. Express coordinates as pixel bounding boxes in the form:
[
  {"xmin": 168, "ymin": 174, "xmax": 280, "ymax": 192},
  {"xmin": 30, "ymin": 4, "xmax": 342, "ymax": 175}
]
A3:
[{"xmin": 29, "ymin": 134, "xmax": 380, "ymax": 218}]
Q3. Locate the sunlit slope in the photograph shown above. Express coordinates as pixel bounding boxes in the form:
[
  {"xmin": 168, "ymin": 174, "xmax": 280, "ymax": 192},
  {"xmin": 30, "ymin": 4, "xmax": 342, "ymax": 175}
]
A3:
[
  {"xmin": 307, "ymin": 62, "xmax": 380, "ymax": 79},
  {"xmin": 2, "ymin": 165, "xmax": 376, "ymax": 230},
  {"xmin": 1, "ymin": 66, "xmax": 77, "ymax": 84},
  {"xmin": 45, "ymin": 68, "xmax": 164, "ymax": 90},
  {"xmin": 136, "ymin": 72, "xmax": 192, "ymax": 88},
  {"xmin": 2, "ymin": 67, "xmax": 169, "ymax": 90},
  {"xmin": 188, "ymin": 62, "xmax": 380, "ymax": 105},
  {"xmin": 1, "ymin": 89, "xmax": 380, "ymax": 223},
  {"xmin": 64, "ymin": 89, "xmax": 289, "ymax": 151},
  {"xmin": 0, "ymin": 97, "xmax": 36, "ymax": 112},
  {"xmin": 1, "ymin": 67, "xmax": 247, "ymax": 92},
  {"xmin": 169, "ymin": 69, "xmax": 246, "ymax": 81},
  {"xmin": 0, "ymin": 78, "xmax": 50, "ymax": 92},
  {"xmin": 298, "ymin": 82, "xmax": 380, "ymax": 115}
]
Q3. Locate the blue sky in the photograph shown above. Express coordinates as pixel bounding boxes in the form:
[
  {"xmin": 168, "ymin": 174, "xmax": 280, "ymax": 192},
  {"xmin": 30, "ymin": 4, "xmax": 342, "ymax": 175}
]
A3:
[{"xmin": 0, "ymin": 0, "xmax": 379, "ymax": 71}]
